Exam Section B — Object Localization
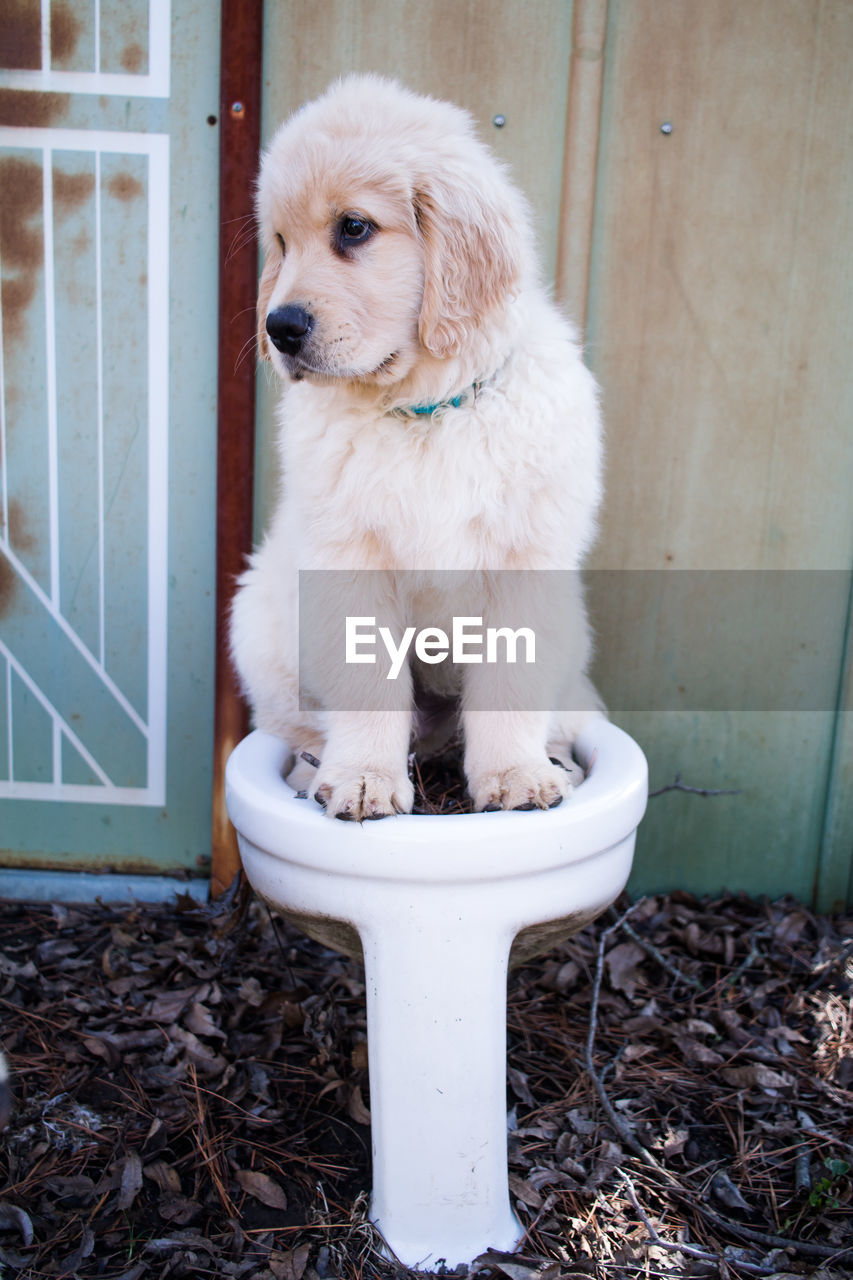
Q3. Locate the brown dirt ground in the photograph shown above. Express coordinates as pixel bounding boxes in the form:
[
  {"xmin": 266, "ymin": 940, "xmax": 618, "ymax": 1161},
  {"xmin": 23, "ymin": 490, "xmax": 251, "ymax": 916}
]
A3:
[{"xmin": 0, "ymin": 881, "xmax": 851, "ymax": 1280}]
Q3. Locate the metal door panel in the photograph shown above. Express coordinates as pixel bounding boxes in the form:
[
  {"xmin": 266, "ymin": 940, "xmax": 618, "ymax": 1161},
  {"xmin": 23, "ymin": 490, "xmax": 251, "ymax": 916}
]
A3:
[{"xmin": 0, "ymin": 0, "xmax": 219, "ymax": 879}]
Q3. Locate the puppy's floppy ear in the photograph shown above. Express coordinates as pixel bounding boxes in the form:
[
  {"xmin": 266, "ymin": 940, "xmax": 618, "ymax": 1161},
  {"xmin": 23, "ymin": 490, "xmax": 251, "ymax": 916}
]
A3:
[
  {"xmin": 256, "ymin": 252, "xmax": 279, "ymax": 363},
  {"xmin": 415, "ymin": 177, "xmax": 525, "ymax": 358}
]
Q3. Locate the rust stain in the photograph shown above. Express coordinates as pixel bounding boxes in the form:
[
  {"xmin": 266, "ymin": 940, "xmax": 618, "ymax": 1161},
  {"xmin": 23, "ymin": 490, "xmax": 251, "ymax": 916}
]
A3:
[
  {"xmin": 0, "ymin": 158, "xmax": 94, "ymax": 343},
  {"xmin": 0, "ymin": 276, "xmax": 37, "ymax": 340},
  {"xmin": 0, "ymin": 0, "xmax": 41, "ymax": 71},
  {"xmin": 49, "ymin": 1, "xmax": 79, "ymax": 67},
  {"xmin": 8, "ymin": 498, "xmax": 35, "ymax": 553},
  {"xmin": 120, "ymin": 43, "xmax": 144, "ymax": 73},
  {"xmin": 53, "ymin": 167, "xmax": 95, "ymax": 210},
  {"xmin": 106, "ymin": 171, "xmax": 143, "ymax": 203},
  {"xmin": 0, "ymin": 548, "xmax": 15, "ymax": 618},
  {"xmin": 0, "ymin": 499, "xmax": 34, "ymax": 618},
  {"xmin": 0, "ymin": 89, "xmax": 70, "ymax": 127},
  {"xmin": 48, "ymin": 1, "xmax": 78, "ymax": 66},
  {"xmin": 0, "ymin": 156, "xmax": 43, "ymax": 343}
]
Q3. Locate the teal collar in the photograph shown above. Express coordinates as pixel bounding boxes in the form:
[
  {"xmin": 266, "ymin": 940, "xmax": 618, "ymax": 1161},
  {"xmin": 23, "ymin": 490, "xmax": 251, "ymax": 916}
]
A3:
[
  {"xmin": 410, "ymin": 395, "xmax": 463, "ymax": 415},
  {"xmin": 390, "ymin": 380, "xmax": 481, "ymax": 420}
]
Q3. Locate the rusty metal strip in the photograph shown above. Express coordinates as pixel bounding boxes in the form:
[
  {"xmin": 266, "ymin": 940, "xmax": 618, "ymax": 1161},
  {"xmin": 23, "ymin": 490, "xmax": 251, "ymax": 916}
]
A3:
[{"xmin": 211, "ymin": 0, "xmax": 264, "ymax": 896}]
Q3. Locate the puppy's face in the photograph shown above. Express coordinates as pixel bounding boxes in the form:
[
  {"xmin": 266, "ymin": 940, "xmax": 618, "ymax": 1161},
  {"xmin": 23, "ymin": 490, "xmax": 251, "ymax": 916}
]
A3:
[
  {"xmin": 258, "ymin": 163, "xmax": 425, "ymax": 386},
  {"xmin": 256, "ymin": 79, "xmax": 531, "ymax": 390}
]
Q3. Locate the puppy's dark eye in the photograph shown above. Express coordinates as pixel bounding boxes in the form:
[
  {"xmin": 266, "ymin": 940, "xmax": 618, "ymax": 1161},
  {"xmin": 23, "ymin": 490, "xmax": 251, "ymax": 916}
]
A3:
[
  {"xmin": 337, "ymin": 214, "xmax": 374, "ymax": 250},
  {"xmin": 275, "ymin": 232, "xmax": 285, "ymax": 253}
]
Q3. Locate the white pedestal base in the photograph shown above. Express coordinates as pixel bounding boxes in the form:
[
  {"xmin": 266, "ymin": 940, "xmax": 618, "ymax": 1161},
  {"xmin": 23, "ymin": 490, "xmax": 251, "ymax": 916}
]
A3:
[{"xmin": 226, "ymin": 720, "xmax": 648, "ymax": 1271}]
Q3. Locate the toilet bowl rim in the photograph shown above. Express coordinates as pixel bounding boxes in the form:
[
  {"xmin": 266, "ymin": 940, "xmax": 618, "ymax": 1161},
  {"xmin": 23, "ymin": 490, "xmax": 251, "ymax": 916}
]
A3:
[{"xmin": 225, "ymin": 720, "xmax": 648, "ymax": 881}]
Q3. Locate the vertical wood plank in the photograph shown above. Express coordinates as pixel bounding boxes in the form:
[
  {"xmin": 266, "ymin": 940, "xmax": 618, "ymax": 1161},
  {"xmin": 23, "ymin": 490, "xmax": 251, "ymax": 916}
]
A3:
[
  {"xmin": 815, "ymin": 579, "xmax": 853, "ymax": 911},
  {"xmin": 588, "ymin": 0, "xmax": 853, "ymax": 573},
  {"xmin": 555, "ymin": 0, "xmax": 608, "ymax": 330},
  {"xmin": 585, "ymin": 0, "xmax": 853, "ymax": 903},
  {"xmin": 211, "ymin": 0, "xmax": 264, "ymax": 897}
]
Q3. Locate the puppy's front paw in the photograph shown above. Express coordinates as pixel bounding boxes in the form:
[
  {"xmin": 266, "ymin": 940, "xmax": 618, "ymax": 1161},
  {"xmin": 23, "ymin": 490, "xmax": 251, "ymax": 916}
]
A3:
[
  {"xmin": 313, "ymin": 769, "xmax": 414, "ymax": 821},
  {"xmin": 468, "ymin": 761, "xmax": 573, "ymax": 812}
]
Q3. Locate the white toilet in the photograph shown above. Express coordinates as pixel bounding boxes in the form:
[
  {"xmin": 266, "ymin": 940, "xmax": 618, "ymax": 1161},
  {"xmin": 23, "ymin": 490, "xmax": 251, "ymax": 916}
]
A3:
[{"xmin": 225, "ymin": 718, "xmax": 647, "ymax": 1272}]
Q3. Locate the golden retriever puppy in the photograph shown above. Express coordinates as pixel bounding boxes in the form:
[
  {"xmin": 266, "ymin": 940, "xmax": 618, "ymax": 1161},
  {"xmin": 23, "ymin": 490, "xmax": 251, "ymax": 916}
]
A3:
[{"xmin": 230, "ymin": 75, "xmax": 605, "ymax": 820}]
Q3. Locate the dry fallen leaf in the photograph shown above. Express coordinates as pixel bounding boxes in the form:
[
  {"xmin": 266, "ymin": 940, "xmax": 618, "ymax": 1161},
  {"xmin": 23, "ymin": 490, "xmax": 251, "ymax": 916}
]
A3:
[
  {"xmin": 722, "ymin": 1064, "xmax": 795, "ymax": 1092},
  {"xmin": 147, "ymin": 987, "xmax": 199, "ymax": 1022},
  {"xmin": 270, "ymin": 1241, "xmax": 311, "ymax": 1280},
  {"xmin": 584, "ymin": 1139, "xmax": 624, "ymax": 1192},
  {"xmin": 185, "ymin": 1000, "xmax": 226, "ymax": 1040},
  {"xmin": 235, "ymin": 1167, "xmax": 289, "ymax": 1210},
  {"xmin": 143, "ymin": 1159, "xmax": 182, "ymax": 1195},
  {"xmin": 156, "ymin": 1193, "xmax": 204, "ymax": 1224},
  {"xmin": 606, "ymin": 941, "xmax": 646, "ymax": 999},
  {"xmin": 347, "ymin": 1084, "xmax": 371, "ymax": 1125},
  {"xmin": 508, "ymin": 1172, "xmax": 544, "ymax": 1209},
  {"xmin": 473, "ymin": 1250, "xmax": 561, "ymax": 1280},
  {"xmin": 508, "ymin": 1066, "xmax": 536, "ymax": 1105},
  {"xmin": 673, "ymin": 1033, "xmax": 726, "ymax": 1067},
  {"xmin": 115, "ymin": 1152, "xmax": 143, "ymax": 1211},
  {"xmin": 0, "ymin": 1200, "xmax": 34, "ymax": 1245}
]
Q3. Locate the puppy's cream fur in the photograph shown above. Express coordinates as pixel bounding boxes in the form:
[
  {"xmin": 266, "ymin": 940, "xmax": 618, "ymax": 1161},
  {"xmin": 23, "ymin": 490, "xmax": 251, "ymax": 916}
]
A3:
[{"xmin": 231, "ymin": 75, "xmax": 605, "ymax": 820}]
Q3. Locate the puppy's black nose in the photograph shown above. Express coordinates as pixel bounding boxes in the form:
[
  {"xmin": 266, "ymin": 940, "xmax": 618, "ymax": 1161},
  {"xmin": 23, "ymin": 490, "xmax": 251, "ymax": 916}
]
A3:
[{"xmin": 266, "ymin": 304, "xmax": 314, "ymax": 356}]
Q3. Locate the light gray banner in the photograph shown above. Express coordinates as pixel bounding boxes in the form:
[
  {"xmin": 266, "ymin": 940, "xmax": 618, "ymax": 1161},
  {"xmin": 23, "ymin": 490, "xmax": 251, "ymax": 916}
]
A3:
[{"xmin": 297, "ymin": 570, "xmax": 849, "ymax": 712}]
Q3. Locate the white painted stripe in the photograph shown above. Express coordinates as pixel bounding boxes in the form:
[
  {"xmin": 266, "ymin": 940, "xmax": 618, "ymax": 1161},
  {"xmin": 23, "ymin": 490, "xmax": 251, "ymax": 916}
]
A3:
[
  {"xmin": 146, "ymin": 133, "xmax": 170, "ymax": 804},
  {"xmin": 95, "ymin": 150, "xmax": 106, "ymax": 666},
  {"xmin": 52, "ymin": 717, "xmax": 61, "ymax": 784},
  {"xmin": 42, "ymin": 149, "xmax": 60, "ymax": 609},
  {"xmin": 41, "ymin": 0, "xmax": 50, "ymax": 72},
  {"xmin": 0, "ymin": 782, "xmax": 159, "ymax": 803},
  {"xmin": 148, "ymin": 0, "xmax": 172, "ymax": 98},
  {"xmin": 94, "ymin": 0, "xmax": 102, "ymax": 74},
  {"xmin": 0, "ymin": 70, "xmax": 167, "ymax": 97},
  {"xmin": 4, "ymin": 654, "xmax": 11, "ymax": 782},
  {"xmin": 0, "ymin": 127, "xmax": 169, "ymax": 155}
]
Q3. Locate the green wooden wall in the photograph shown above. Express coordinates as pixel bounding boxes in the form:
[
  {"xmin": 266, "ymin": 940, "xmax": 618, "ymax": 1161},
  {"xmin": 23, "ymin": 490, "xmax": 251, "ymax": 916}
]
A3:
[
  {"xmin": 2, "ymin": 0, "xmax": 849, "ymax": 906},
  {"xmin": 255, "ymin": 0, "xmax": 853, "ymax": 908}
]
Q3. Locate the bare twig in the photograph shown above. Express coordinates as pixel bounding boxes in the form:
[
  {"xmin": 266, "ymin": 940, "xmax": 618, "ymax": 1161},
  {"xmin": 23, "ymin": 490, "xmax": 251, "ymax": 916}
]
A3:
[
  {"xmin": 620, "ymin": 1170, "xmax": 775, "ymax": 1276},
  {"xmin": 584, "ymin": 904, "xmax": 673, "ymax": 1178},
  {"xmin": 649, "ymin": 772, "xmax": 739, "ymax": 799},
  {"xmin": 607, "ymin": 906, "xmax": 704, "ymax": 991},
  {"xmin": 694, "ymin": 1199, "xmax": 853, "ymax": 1262},
  {"xmin": 718, "ymin": 929, "xmax": 773, "ymax": 990}
]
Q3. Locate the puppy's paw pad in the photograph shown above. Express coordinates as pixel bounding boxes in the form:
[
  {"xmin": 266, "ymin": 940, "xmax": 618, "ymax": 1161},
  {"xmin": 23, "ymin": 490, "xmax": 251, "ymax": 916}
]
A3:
[
  {"xmin": 470, "ymin": 762, "xmax": 573, "ymax": 812},
  {"xmin": 313, "ymin": 771, "xmax": 414, "ymax": 821}
]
